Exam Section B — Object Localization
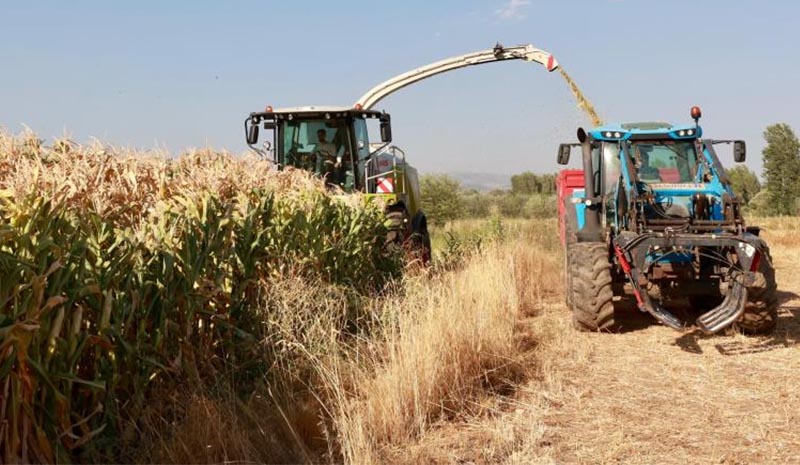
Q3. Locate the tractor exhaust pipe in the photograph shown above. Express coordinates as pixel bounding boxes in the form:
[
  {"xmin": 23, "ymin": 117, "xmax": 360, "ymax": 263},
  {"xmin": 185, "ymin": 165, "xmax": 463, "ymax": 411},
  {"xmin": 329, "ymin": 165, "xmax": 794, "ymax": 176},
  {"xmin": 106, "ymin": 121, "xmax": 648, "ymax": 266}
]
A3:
[{"xmin": 577, "ymin": 128, "xmax": 603, "ymax": 242}]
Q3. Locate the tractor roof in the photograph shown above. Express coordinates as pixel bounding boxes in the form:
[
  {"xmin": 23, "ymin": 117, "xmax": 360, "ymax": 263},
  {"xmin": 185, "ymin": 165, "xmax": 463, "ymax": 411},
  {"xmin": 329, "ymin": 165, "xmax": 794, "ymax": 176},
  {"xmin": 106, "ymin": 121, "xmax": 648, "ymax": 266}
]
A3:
[{"xmin": 589, "ymin": 122, "xmax": 702, "ymax": 141}]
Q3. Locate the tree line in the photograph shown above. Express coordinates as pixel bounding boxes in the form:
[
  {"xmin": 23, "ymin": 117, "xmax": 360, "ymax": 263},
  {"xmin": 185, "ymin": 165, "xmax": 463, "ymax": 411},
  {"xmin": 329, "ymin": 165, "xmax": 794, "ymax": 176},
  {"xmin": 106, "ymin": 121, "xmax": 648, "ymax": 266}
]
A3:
[{"xmin": 421, "ymin": 122, "xmax": 800, "ymax": 225}]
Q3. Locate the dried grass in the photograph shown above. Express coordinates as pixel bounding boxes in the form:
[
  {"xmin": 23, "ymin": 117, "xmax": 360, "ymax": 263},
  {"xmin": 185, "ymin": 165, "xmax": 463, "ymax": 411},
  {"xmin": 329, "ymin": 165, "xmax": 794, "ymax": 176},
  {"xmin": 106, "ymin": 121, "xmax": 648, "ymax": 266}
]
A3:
[{"xmin": 393, "ymin": 218, "xmax": 800, "ymax": 465}]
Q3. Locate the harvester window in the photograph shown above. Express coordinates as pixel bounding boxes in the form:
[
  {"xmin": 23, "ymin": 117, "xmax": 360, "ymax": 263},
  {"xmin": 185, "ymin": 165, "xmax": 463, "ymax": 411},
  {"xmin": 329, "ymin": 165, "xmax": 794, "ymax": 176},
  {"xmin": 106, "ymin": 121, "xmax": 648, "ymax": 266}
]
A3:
[{"xmin": 279, "ymin": 118, "xmax": 357, "ymax": 191}]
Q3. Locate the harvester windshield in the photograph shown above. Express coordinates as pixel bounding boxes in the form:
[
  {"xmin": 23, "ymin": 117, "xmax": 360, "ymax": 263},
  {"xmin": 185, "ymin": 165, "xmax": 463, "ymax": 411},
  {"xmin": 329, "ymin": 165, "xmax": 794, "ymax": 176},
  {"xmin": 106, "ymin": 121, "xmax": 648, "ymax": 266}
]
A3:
[
  {"xmin": 629, "ymin": 140, "xmax": 698, "ymax": 184},
  {"xmin": 278, "ymin": 117, "xmax": 366, "ymax": 192}
]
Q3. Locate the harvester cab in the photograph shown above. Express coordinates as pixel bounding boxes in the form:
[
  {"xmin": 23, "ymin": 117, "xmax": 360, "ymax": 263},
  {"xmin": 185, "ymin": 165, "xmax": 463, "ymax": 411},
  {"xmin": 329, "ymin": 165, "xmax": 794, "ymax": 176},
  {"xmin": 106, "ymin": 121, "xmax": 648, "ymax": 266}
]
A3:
[
  {"xmin": 245, "ymin": 43, "xmax": 559, "ymax": 262},
  {"xmin": 557, "ymin": 107, "xmax": 777, "ymax": 335}
]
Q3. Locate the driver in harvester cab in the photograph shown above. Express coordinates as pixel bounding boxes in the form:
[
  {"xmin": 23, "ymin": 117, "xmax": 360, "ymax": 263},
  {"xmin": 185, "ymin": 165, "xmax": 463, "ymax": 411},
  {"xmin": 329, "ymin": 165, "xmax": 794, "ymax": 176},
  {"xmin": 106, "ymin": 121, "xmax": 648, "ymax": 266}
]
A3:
[{"xmin": 313, "ymin": 129, "xmax": 338, "ymax": 176}]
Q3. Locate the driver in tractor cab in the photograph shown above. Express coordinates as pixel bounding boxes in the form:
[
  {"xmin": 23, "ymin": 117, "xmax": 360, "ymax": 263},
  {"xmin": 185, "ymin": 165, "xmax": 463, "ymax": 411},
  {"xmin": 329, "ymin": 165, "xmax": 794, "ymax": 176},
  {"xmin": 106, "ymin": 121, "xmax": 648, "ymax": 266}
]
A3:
[{"xmin": 637, "ymin": 148, "xmax": 660, "ymax": 182}]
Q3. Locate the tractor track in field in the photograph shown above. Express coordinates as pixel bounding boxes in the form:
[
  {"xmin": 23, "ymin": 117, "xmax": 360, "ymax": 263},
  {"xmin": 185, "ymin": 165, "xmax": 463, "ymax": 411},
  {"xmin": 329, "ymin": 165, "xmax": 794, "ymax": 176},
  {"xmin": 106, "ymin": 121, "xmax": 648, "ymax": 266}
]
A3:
[{"xmin": 391, "ymin": 242, "xmax": 800, "ymax": 464}]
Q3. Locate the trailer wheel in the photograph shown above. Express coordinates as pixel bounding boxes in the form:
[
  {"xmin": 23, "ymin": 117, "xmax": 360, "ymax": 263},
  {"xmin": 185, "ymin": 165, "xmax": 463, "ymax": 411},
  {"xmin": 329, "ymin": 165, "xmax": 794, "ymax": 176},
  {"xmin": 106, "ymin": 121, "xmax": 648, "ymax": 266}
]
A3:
[
  {"xmin": 572, "ymin": 242, "xmax": 618, "ymax": 332},
  {"xmin": 735, "ymin": 248, "xmax": 778, "ymax": 335}
]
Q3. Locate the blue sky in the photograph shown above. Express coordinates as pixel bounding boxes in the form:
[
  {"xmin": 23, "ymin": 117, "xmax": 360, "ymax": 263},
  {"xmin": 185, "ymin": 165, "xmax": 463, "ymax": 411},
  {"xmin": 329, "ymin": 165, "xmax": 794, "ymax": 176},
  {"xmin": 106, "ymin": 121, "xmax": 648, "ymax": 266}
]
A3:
[{"xmin": 1, "ymin": 0, "xmax": 798, "ymax": 176}]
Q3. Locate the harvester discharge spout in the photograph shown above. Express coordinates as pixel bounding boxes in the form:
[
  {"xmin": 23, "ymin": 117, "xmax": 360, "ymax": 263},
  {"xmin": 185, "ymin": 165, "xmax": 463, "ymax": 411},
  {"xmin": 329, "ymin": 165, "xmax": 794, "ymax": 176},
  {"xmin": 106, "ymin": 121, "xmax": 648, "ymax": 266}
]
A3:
[{"xmin": 354, "ymin": 43, "xmax": 558, "ymax": 110}]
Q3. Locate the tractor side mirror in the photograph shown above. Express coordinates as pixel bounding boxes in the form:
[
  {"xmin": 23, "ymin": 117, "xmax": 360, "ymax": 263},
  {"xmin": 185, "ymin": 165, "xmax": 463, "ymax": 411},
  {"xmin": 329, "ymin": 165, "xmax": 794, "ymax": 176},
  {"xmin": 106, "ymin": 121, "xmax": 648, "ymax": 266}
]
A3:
[
  {"xmin": 380, "ymin": 121, "xmax": 392, "ymax": 143},
  {"xmin": 557, "ymin": 144, "xmax": 571, "ymax": 165},
  {"xmin": 733, "ymin": 140, "xmax": 746, "ymax": 162},
  {"xmin": 246, "ymin": 123, "xmax": 259, "ymax": 145}
]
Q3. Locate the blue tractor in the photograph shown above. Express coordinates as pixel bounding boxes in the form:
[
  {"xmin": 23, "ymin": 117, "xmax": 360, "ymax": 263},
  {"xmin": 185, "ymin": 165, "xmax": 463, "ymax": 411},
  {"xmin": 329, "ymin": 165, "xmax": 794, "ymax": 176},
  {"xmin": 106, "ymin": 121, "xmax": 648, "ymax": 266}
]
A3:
[{"xmin": 557, "ymin": 106, "xmax": 777, "ymax": 334}]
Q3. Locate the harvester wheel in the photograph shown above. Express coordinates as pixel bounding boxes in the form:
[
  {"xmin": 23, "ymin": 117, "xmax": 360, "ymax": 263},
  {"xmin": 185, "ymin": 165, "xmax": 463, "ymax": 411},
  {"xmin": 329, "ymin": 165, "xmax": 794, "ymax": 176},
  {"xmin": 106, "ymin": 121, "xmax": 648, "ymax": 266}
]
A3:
[
  {"xmin": 572, "ymin": 242, "xmax": 617, "ymax": 332},
  {"xmin": 735, "ymin": 248, "xmax": 778, "ymax": 335},
  {"xmin": 408, "ymin": 212, "xmax": 432, "ymax": 265},
  {"xmin": 409, "ymin": 231, "xmax": 432, "ymax": 264},
  {"xmin": 385, "ymin": 209, "xmax": 408, "ymax": 243}
]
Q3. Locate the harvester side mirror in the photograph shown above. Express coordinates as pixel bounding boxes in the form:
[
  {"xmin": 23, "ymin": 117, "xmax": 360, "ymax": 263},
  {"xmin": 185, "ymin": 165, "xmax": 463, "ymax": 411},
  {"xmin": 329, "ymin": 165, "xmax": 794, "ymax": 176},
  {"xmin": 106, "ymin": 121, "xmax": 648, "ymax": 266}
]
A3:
[
  {"xmin": 246, "ymin": 123, "xmax": 259, "ymax": 145},
  {"xmin": 380, "ymin": 122, "xmax": 392, "ymax": 143},
  {"xmin": 557, "ymin": 144, "xmax": 571, "ymax": 165},
  {"xmin": 733, "ymin": 140, "xmax": 746, "ymax": 162}
]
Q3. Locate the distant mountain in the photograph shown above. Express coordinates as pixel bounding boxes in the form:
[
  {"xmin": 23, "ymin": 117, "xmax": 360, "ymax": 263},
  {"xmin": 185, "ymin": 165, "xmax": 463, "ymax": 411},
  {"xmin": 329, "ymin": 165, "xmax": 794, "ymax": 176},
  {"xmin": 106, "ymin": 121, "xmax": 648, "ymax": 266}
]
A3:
[{"xmin": 444, "ymin": 172, "xmax": 511, "ymax": 192}]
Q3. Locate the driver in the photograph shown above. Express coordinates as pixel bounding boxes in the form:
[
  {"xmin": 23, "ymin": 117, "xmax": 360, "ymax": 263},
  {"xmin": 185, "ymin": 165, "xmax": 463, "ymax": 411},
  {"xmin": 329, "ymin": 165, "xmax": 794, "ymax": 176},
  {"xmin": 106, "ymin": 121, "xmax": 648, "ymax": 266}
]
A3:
[
  {"xmin": 638, "ymin": 150, "xmax": 660, "ymax": 181},
  {"xmin": 313, "ymin": 129, "xmax": 338, "ymax": 174}
]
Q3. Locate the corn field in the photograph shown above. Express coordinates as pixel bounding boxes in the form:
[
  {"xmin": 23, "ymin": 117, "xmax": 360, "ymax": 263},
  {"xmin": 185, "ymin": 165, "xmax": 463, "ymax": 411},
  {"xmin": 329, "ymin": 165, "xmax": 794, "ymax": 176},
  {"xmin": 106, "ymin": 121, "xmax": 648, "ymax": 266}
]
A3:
[{"xmin": 0, "ymin": 130, "xmax": 400, "ymax": 462}]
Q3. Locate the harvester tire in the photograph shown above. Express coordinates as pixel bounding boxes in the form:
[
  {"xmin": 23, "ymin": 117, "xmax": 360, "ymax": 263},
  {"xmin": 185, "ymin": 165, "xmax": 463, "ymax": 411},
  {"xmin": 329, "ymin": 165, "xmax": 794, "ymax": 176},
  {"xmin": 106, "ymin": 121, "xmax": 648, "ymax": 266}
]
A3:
[
  {"xmin": 735, "ymin": 248, "xmax": 778, "ymax": 335},
  {"xmin": 409, "ymin": 231, "xmax": 431, "ymax": 264},
  {"xmin": 572, "ymin": 242, "xmax": 617, "ymax": 332},
  {"xmin": 385, "ymin": 211, "xmax": 406, "ymax": 244},
  {"xmin": 410, "ymin": 212, "xmax": 432, "ymax": 265}
]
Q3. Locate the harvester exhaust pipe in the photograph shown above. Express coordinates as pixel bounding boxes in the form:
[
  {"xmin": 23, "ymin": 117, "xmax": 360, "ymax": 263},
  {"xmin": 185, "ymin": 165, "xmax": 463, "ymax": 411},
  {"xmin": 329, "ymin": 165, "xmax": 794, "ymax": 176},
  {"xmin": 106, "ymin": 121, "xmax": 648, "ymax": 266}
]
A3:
[{"xmin": 577, "ymin": 127, "xmax": 603, "ymax": 242}]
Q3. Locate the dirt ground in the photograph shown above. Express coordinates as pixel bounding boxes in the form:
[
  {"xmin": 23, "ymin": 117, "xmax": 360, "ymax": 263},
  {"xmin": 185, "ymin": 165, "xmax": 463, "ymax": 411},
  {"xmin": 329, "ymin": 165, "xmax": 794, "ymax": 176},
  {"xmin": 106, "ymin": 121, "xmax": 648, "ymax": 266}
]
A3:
[{"xmin": 390, "ymin": 241, "xmax": 800, "ymax": 464}]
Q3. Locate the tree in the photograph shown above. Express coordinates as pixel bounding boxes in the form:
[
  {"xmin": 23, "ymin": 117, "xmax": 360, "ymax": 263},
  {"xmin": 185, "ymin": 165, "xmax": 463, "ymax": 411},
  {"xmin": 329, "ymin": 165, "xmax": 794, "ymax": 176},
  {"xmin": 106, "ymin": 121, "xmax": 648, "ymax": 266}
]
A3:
[
  {"xmin": 510, "ymin": 172, "xmax": 557, "ymax": 195},
  {"xmin": 727, "ymin": 165, "xmax": 761, "ymax": 204},
  {"xmin": 420, "ymin": 174, "xmax": 463, "ymax": 225},
  {"xmin": 511, "ymin": 172, "xmax": 539, "ymax": 195},
  {"xmin": 762, "ymin": 123, "xmax": 800, "ymax": 215}
]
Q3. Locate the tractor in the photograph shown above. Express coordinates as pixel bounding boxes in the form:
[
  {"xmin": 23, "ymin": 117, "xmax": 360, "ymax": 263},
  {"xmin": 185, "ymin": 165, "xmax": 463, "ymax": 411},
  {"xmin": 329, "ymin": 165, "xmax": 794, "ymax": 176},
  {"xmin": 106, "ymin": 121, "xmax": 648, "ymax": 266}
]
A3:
[
  {"xmin": 244, "ymin": 43, "xmax": 559, "ymax": 262},
  {"xmin": 557, "ymin": 107, "xmax": 778, "ymax": 334}
]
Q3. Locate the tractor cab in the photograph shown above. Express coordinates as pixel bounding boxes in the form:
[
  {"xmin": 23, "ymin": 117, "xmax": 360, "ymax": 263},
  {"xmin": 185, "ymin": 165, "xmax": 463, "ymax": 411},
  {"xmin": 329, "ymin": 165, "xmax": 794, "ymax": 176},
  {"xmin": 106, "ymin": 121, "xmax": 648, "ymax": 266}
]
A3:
[{"xmin": 557, "ymin": 113, "xmax": 747, "ymax": 235}]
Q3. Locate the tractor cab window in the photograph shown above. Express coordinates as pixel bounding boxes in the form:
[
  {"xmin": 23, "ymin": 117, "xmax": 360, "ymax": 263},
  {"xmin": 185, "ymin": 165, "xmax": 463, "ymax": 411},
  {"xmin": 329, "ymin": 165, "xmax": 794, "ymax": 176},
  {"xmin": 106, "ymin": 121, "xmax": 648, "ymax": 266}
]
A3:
[
  {"xmin": 602, "ymin": 143, "xmax": 621, "ymax": 196},
  {"xmin": 278, "ymin": 118, "xmax": 356, "ymax": 191},
  {"xmin": 630, "ymin": 140, "xmax": 698, "ymax": 184}
]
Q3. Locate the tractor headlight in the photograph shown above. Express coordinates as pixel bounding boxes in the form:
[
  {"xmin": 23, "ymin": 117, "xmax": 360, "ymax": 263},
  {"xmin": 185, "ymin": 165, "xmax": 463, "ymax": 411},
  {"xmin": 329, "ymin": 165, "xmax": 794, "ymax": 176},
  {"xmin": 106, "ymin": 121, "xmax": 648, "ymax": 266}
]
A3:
[{"xmin": 603, "ymin": 131, "xmax": 623, "ymax": 139}]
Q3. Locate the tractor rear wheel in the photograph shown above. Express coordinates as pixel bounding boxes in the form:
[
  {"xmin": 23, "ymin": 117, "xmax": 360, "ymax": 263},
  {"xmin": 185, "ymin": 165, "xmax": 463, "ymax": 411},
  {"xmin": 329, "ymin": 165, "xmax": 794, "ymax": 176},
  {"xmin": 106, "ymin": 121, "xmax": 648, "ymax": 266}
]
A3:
[
  {"xmin": 571, "ymin": 242, "xmax": 617, "ymax": 332},
  {"xmin": 563, "ymin": 200, "xmax": 578, "ymax": 308},
  {"xmin": 735, "ymin": 248, "xmax": 778, "ymax": 335}
]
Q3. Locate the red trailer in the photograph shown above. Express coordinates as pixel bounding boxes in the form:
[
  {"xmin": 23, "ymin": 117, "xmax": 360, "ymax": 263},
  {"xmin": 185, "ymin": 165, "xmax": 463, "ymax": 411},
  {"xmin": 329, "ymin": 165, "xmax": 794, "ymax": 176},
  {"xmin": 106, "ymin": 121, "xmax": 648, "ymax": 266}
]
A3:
[{"xmin": 556, "ymin": 169, "xmax": 584, "ymax": 247}]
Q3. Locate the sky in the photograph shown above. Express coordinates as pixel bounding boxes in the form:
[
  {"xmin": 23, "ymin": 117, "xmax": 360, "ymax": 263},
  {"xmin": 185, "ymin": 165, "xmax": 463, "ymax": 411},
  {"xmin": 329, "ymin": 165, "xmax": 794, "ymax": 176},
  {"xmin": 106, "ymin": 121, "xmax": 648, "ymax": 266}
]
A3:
[{"xmin": 1, "ymin": 0, "xmax": 798, "ymax": 177}]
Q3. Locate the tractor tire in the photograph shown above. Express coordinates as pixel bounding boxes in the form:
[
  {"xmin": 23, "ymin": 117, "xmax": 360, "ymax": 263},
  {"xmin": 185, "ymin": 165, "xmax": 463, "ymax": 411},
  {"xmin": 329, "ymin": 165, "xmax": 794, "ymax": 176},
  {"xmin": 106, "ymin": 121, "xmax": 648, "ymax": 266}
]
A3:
[
  {"xmin": 564, "ymin": 199, "xmax": 578, "ymax": 308},
  {"xmin": 571, "ymin": 242, "xmax": 617, "ymax": 332},
  {"xmin": 735, "ymin": 248, "xmax": 778, "ymax": 335},
  {"xmin": 564, "ymin": 247, "xmax": 576, "ymax": 308}
]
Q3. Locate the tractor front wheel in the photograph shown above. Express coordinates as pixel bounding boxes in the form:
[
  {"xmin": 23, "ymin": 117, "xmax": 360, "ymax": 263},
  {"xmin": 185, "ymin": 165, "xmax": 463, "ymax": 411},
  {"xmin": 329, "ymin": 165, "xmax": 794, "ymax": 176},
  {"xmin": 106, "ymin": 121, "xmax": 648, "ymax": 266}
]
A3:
[
  {"xmin": 735, "ymin": 248, "xmax": 778, "ymax": 335},
  {"xmin": 571, "ymin": 242, "xmax": 618, "ymax": 332}
]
